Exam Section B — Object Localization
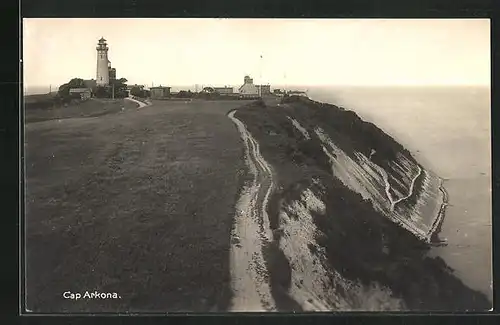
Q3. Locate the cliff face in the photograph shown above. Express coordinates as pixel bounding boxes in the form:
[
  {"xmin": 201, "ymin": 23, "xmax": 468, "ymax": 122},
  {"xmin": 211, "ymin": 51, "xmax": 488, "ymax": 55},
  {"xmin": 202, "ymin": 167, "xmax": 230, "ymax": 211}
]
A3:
[{"xmin": 230, "ymin": 96, "xmax": 489, "ymax": 311}]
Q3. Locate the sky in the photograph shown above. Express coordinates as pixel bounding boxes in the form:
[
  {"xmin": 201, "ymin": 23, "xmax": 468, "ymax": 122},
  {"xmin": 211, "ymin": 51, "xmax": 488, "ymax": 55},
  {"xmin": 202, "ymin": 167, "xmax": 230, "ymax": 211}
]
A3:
[{"xmin": 23, "ymin": 18, "xmax": 490, "ymax": 90}]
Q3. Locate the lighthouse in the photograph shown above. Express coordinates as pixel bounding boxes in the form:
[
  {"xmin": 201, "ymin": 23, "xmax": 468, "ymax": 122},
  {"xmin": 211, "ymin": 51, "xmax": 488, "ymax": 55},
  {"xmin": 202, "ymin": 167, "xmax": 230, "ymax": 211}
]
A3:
[{"xmin": 96, "ymin": 37, "xmax": 110, "ymax": 86}]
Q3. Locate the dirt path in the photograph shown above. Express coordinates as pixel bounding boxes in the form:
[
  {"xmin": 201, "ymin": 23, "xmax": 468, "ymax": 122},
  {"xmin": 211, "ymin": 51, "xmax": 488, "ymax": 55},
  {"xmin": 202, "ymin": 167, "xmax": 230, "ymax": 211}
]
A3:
[
  {"xmin": 428, "ymin": 178, "xmax": 449, "ymax": 240},
  {"xmin": 125, "ymin": 96, "xmax": 150, "ymax": 108},
  {"xmin": 368, "ymin": 160, "xmax": 422, "ymax": 212},
  {"xmin": 227, "ymin": 110, "xmax": 276, "ymax": 311},
  {"xmin": 391, "ymin": 166, "xmax": 422, "ymax": 210}
]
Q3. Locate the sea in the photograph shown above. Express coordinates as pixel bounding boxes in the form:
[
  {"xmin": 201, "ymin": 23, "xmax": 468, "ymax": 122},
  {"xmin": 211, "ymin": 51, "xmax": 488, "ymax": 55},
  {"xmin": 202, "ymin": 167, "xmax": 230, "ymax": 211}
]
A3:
[
  {"xmin": 307, "ymin": 85, "xmax": 492, "ymax": 302},
  {"xmin": 24, "ymin": 86, "xmax": 53, "ymax": 96}
]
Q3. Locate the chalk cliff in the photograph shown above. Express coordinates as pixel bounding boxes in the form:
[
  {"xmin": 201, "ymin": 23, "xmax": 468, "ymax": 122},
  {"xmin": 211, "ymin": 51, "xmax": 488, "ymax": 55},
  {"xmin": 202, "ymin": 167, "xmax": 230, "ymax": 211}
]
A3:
[{"xmin": 228, "ymin": 95, "xmax": 489, "ymax": 311}]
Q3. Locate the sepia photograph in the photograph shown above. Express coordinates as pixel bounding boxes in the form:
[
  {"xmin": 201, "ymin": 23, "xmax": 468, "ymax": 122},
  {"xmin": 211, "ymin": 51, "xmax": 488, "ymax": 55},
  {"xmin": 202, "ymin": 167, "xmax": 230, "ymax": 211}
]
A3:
[{"xmin": 22, "ymin": 18, "xmax": 491, "ymax": 313}]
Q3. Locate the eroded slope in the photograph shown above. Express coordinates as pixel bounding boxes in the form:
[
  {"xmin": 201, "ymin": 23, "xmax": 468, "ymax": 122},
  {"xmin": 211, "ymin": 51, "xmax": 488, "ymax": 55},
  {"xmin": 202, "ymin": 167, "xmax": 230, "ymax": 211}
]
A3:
[{"xmin": 229, "ymin": 96, "xmax": 489, "ymax": 311}]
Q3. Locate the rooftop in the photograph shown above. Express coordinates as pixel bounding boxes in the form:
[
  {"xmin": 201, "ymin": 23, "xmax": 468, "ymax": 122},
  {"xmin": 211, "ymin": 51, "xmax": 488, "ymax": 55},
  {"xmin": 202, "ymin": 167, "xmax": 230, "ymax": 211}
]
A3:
[{"xmin": 69, "ymin": 88, "xmax": 91, "ymax": 93}]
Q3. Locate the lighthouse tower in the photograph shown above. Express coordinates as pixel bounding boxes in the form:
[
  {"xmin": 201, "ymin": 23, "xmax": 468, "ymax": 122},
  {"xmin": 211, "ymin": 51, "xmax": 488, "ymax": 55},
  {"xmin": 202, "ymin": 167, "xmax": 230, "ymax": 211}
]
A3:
[{"xmin": 96, "ymin": 37, "xmax": 110, "ymax": 86}]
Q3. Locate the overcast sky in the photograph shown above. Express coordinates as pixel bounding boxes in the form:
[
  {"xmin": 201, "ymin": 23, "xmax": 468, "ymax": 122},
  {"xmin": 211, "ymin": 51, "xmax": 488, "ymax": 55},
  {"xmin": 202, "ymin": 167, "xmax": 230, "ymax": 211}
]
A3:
[{"xmin": 23, "ymin": 18, "xmax": 490, "ymax": 89}]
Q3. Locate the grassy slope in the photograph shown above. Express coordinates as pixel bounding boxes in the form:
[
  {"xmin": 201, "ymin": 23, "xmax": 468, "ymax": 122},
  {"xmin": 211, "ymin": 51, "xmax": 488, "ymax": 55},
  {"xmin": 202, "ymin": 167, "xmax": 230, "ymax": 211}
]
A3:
[
  {"xmin": 25, "ymin": 100, "xmax": 246, "ymax": 312},
  {"xmin": 24, "ymin": 98, "xmax": 137, "ymax": 123},
  {"xmin": 235, "ymin": 97, "xmax": 490, "ymax": 311}
]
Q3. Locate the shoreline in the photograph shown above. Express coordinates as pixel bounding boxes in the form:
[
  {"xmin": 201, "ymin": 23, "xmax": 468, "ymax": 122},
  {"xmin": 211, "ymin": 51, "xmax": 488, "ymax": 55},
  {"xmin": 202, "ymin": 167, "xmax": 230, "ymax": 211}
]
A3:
[{"xmin": 428, "ymin": 178, "xmax": 449, "ymax": 244}]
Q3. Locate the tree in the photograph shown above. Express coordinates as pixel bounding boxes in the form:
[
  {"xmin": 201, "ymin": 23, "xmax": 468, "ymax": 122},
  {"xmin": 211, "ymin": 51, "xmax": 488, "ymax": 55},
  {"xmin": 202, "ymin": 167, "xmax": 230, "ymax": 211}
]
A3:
[
  {"xmin": 94, "ymin": 86, "xmax": 110, "ymax": 98},
  {"xmin": 58, "ymin": 78, "xmax": 86, "ymax": 99},
  {"xmin": 177, "ymin": 90, "xmax": 194, "ymax": 98},
  {"xmin": 58, "ymin": 77, "xmax": 129, "ymax": 100},
  {"xmin": 130, "ymin": 86, "xmax": 150, "ymax": 98},
  {"xmin": 130, "ymin": 86, "xmax": 144, "ymax": 97},
  {"xmin": 110, "ymin": 78, "xmax": 128, "ymax": 98}
]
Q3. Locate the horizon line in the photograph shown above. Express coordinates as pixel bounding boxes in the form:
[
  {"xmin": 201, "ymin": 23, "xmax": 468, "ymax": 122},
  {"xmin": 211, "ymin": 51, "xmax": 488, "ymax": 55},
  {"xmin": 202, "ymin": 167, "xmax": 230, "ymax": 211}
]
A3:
[{"xmin": 24, "ymin": 83, "xmax": 491, "ymax": 90}]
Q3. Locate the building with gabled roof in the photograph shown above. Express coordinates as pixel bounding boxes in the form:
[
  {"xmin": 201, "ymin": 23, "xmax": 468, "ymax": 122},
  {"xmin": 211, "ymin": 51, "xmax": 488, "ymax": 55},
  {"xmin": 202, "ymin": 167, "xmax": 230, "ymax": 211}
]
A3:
[{"xmin": 238, "ymin": 75, "xmax": 259, "ymax": 97}]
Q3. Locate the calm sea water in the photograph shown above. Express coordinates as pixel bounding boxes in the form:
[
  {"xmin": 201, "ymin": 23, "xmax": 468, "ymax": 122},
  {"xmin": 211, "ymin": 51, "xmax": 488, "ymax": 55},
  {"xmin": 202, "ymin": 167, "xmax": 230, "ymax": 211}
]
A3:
[{"xmin": 308, "ymin": 86, "xmax": 492, "ymax": 301}]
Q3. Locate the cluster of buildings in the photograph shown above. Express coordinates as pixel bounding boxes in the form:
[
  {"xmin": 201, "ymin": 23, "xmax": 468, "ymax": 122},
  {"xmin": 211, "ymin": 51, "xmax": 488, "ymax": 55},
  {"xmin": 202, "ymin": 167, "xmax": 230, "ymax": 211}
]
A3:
[
  {"xmin": 191, "ymin": 76, "xmax": 271, "ymax": 99},
  {"xmin": 66, "ymin": 37, "xmax": 307, "ymax": 101},
  {"xmin": 193, "ymin": 76, "xmax": 308, "ymax": 99},
  {"xmin": 131, "ymin": 75, "xmax": 274, "ymax": 100},
  {"xmin": 199, "ymin": 76, "xmax": 272, "ymax": 98},
  {"xmin": 134, "ymin": 76, "xmax": 308, "ymax": 100}
]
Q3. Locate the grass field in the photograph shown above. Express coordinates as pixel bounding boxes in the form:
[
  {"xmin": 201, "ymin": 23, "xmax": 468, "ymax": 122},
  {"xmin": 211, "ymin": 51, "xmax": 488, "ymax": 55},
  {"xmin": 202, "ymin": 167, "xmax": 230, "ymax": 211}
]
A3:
[
  {"xmin": 24, "ymin": 92, "xmax": 58, "ymax": 102},
  {"xmin": 25, "ymin": 99, "xmax": 248, "ymax": 312},
  {"xmin": 24, "ymin": 98, "xmax": 139, "ymax": 123}
]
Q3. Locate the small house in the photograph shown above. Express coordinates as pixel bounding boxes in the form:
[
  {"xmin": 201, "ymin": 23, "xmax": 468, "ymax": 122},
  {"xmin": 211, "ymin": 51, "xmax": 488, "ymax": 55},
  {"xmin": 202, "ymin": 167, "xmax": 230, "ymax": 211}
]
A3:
[
  {"xmin": 213, "ymin": 86, "xmax": 234, "ymax": 95},
  {"xmin": 256, "ymin": 85, "xmax": 271, "ymax": 95},
  {"xmin": 150, "ymin": 86, "xmax": 171, "ymax": 99},
  {"xmin": 287, "ymin": 90, "xmax": 308, "ymax": 98},
  {"xmin": 69, "ymin": 88, "xmax": 92, "ymax": 101}
]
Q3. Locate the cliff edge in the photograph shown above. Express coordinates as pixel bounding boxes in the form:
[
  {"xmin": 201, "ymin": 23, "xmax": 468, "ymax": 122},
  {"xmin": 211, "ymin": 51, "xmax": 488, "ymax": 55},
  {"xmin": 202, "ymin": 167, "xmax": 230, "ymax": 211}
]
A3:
[{"xmin": 227, "ymin": 95, "xmax": 489, "ymax": 311}]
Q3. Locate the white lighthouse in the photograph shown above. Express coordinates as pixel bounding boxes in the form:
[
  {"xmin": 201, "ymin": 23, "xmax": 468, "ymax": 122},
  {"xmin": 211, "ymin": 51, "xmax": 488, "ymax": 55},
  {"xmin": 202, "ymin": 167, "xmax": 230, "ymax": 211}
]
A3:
[{"xmin": 96, "ymin": 37, "xmax": 110, "ymax": 86}]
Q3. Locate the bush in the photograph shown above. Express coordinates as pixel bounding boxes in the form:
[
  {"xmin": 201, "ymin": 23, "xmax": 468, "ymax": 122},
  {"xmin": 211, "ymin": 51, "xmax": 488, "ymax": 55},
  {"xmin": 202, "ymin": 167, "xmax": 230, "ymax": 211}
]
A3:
[
  {"xmin": 130, "ymin": 86, "xmax": 149, "ymax": 98},
  {"xmin": 176, "ymin": 90, "xmax": 194, "ymax": 98},
  {"xmin": 94, "ymin": 86, "xmax": 110, "ymax": 98}
]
